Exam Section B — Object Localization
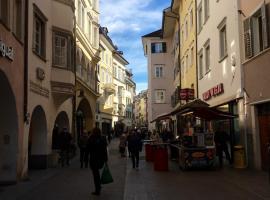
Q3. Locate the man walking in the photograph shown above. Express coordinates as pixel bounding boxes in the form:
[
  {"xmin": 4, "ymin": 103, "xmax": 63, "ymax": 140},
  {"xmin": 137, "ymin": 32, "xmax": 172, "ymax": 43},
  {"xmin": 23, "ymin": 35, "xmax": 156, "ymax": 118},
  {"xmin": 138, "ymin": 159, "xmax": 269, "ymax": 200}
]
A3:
[
  {"xmin": 59, "ymin": 127, "xmax": 72, "ymax": 167},
  {"xmin": 127, "ymin": 130, "xmax": 142, "ymax": 170}
]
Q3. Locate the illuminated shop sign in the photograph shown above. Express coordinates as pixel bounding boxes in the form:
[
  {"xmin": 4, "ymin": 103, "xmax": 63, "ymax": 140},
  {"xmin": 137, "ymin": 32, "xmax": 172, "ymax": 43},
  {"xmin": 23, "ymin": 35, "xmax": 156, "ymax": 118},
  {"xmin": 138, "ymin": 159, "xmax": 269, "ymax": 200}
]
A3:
[
  {"xmin": 202, "ymin": 83, "xmax": 224, "ymax": 101},
  {"xmin": 0, "ymin": 40, "xmax": 14, "ymax": 61}
]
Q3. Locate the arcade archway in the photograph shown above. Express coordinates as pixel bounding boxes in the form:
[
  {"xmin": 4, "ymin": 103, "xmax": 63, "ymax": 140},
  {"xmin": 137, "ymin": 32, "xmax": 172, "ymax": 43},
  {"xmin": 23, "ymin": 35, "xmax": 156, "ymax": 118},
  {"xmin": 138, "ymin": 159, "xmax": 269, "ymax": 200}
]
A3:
[
  {"xmin": 76, "ymin": 98, "xmax": 93, "ymax": 140},
  {"xmin": 28, "ymin": 106, "xmax": 47, "ymax": 169},
  {"xmin": 0, "ymin": 71, "xmax": 18, "ymax": 183}
]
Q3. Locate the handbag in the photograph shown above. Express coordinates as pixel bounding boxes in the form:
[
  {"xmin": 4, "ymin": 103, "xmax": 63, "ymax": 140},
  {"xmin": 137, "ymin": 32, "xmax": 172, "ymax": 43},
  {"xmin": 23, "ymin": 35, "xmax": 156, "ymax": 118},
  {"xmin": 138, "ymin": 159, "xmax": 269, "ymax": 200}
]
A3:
[{"xmin": 101, "ymin": 163, "xmax": 113, "ymax": 184}]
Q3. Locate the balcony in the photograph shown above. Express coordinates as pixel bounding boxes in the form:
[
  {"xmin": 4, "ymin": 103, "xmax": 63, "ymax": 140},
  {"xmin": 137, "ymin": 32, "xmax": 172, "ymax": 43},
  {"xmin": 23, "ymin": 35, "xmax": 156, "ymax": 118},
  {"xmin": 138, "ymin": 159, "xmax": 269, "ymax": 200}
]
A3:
[
  {"xmin": 103, "ymin": 83, "xmax": 115, "ymax": 94},
  {"xmin": 51, "ymin": 67, "xmax": 75, "ymax": 103}
]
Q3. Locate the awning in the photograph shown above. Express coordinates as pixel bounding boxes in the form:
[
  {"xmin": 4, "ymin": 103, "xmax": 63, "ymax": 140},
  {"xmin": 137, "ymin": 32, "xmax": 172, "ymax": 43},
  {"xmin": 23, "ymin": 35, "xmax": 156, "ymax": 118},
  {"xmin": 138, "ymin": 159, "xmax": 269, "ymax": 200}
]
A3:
[
  {"xmin": 170, "ymin": 99, "xmax": 209, "ymax": 115},
  {"xmin": 150, "ymin": 112, "xmax": 172, "ymax": 123}
]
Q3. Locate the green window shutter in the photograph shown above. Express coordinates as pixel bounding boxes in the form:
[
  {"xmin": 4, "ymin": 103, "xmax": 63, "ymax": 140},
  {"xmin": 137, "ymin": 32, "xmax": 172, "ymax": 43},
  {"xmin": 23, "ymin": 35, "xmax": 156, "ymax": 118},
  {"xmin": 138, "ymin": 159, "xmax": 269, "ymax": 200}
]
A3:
[
  {"xmin": 261, "ymin": 4, "xmax": 269, "ymax": 49},
  {"xmin": 162, "ymin": 42, "xmax": 167, "ymax": 53},
  {"xmin": 243, "ymin": 18, "xmax": 253, "ymax": 59}
]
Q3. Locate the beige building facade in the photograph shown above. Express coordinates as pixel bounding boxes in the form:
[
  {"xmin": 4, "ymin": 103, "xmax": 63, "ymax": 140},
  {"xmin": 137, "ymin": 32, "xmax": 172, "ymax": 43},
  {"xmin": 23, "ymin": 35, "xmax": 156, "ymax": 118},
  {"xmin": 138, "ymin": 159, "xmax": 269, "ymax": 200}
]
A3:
[
  {"xmin": 239, "ymin": 0, "xmax": 270, "ymax": 170},
  {"xmin": 142, "ymin": 30, "xmax": 174, "ymax": 131},
  {"xmin": 24, "ymin": 0, "xmax": 75, "ymax": 177},
  {"xmin": 75, "ymin": 0, "xmax": 100, "ymax": 140}
]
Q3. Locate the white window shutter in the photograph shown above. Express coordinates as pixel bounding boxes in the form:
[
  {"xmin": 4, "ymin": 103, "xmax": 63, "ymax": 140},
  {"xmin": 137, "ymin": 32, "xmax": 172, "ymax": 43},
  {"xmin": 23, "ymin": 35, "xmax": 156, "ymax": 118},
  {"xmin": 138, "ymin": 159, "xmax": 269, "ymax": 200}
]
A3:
[
  {"xmin": 244, "ymin": 18, "xmax": 253, "ymax": 59},
  {"xmin": 261, "ymin": 4, "xmax": 269, "ymax": 49}
]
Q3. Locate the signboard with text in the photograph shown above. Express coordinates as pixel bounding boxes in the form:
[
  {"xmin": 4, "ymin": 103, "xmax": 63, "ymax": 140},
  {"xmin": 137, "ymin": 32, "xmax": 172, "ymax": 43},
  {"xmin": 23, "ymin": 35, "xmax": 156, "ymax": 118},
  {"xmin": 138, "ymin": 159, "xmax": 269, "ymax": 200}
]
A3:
[{"xmin": 202, "ymin": 83, "xmax": 224, "ymax": 101}]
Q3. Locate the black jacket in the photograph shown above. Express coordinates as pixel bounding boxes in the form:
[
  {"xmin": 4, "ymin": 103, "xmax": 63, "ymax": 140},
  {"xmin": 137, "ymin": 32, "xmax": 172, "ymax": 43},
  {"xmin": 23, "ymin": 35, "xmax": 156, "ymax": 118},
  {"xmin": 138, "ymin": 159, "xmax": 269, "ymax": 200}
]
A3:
[
  {"xmin": 87, "ymin": 135, "xmax": 108, "ymax": 169},
  {"xmin": 127, "ymin": 133, "xmax": 142, "ymax": 153}
]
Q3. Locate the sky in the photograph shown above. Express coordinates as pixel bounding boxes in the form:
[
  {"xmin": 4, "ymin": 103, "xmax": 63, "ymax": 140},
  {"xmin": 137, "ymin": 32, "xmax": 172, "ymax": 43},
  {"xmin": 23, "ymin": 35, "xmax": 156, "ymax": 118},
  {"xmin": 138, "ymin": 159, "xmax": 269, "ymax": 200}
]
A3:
[{"xmin": 99, "ymin": 0, "xmax": 171, "ymax": 94}]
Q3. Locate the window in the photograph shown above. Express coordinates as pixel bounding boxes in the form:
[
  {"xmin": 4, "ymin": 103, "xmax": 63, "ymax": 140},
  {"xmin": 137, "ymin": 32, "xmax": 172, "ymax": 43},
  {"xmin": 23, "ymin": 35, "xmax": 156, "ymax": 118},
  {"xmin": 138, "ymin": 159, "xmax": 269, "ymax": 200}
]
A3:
[
  {"xmin": 205, "ymin": 42, "xmax": 210, "ymax": 73},
  {"xmin": 0, "ymin": 0, "xmax": 9, "ymax": 27},
  {"xmin": 185, "ymin": 55, "xmax": 189, "ymax": 71},
  {"xmin": 53, "ymin": 30, "xmax": 74, "ymax": 70},
  {"xmin": 81, "ymin": 5, "xmax": 85, "ymax": 30},
  {"xmin": 78, "ymin": 0, "xmax": 81, "ymax": 26},
  {"xmin": 198, "ymin": 50, "xmax": 203, "ymax": 79},
  {"xmin": 198, "ymin": 3, "xmax": 203, "ymax": 32},
  {"xmin": 93, "ymin": 26, "xmax": 98, "ymax": 48},
  {"xmin": 53, "ymin": 33, "xmax": 67, "ymax": 67},
  {"xmin": 185, "ymin": 20, "xmax": 188, "ymax": 39},
  {"xmin": 244, "ymin": 4, "xmax": 269, "ymax": 58},
  {"xmin": 155, "ymin": 90, "xmax": 165, "ymax": 103},
  {"xmin": 190, "ymin": 47, "xmax": 194, "ymax": 66},
  {"xmin": 33, "ymin": 5, "xmax": 47, "ymax": 59},
  {"xmin": 14, "ymin": 0, "xmax": 23, "ymax": 40},
  {"xmin": 113, "ymin": 66, "xmax": 117, "ymax": 77},
  {"xmin": 151, "ymin": 42, "xmax": 167, "ymax": 53},
  {"xmin": 218, "ymin": 18, "xmax": 227, "ymax": 60},
  {"xmin": 88, "ymin": 19, "xmax": 92, "ymax": 42},
  {"xmin": 190, "ymin": 9, "xmax": 193, "ymax": 29},
  {"xmin": 155, "ymin": 65, "xmax": 163, "ymax": 78},
  {"xmin": 204, "ymin": 0, "xmax": 209, "ymax": 22}
]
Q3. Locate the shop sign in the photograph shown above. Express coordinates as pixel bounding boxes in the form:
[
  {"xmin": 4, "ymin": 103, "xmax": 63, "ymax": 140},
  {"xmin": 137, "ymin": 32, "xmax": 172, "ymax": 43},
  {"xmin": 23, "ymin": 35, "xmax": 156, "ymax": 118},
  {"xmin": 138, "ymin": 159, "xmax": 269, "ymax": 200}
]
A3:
[
  {"xmin": 180, "ymin": 88, "xmax": 194, "ymax": 100},
  {"xmin": 202, "ymin": 83, "xmax": 224, "ymax": 101},
  {"xmin": 0, "ymin": 40, "xmax": 14, "ymax": 61}
]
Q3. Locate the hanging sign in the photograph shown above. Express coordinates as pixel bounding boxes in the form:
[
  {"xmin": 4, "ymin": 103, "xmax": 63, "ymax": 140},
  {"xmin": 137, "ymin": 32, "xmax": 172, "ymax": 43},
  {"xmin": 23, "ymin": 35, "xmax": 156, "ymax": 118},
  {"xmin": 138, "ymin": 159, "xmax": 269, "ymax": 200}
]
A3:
[
  {"xmin": 202, "ymin": 83, "xmax": 224, "ymax": 101},
  {"xmin": 0, "ymin": 40, "xmax": 14, "ymax": 61}
]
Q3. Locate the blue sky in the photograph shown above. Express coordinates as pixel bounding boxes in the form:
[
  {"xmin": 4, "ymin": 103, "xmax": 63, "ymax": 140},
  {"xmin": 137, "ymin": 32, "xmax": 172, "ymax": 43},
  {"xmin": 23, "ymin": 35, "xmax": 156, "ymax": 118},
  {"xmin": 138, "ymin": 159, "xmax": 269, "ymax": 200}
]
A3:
[{"xmin": 100, "ymin": 0, "xmax": 171, "ymax": 94}]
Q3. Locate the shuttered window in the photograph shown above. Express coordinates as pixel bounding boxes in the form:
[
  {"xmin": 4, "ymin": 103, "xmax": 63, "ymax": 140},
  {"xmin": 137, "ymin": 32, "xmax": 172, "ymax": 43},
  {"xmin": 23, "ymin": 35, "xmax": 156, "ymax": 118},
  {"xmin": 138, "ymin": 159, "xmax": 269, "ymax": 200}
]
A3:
[{"xmin": 244, "ymin": 4, "xmax": 269, "ymax": 59}]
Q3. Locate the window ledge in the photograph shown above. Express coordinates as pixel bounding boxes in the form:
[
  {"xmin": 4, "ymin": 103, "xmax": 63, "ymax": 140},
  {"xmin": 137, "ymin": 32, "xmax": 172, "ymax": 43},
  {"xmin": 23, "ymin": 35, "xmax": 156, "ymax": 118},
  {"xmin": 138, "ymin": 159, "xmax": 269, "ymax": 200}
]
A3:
[
  {"xmin": 205, "ymin": 69, "xmax": 211, "ymax": 75},
  {"xmin": 219, "ymin": 54, "xmax": 228, "ymax": 63},
  {"xmin": 33, "ymin": 50, "xmax": 47, "ymax": 62}
]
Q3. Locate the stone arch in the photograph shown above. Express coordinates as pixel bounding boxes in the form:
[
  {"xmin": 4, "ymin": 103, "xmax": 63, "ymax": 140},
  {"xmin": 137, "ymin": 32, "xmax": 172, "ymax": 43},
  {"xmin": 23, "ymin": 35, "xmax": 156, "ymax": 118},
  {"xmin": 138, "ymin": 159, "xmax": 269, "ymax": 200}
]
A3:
[
  {"xmin": 28, "ymin": 105, "xmax": 47, "ymax": 169},
  {"xmin": 52, "ymin": 111, "xmax": 70, "ymax": 150},
  {"xmin": 0, "ymin": 70, "xmax": 18, "ymax": 183},
  {"xmin": 76, "ymin": 98, "xmax": 93, "ymax": 140}
]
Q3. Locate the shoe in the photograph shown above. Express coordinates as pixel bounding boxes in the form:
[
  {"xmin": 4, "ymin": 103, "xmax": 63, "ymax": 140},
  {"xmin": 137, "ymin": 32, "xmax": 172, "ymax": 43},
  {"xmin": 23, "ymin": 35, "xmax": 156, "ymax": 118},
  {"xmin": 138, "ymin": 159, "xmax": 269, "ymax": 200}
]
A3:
[{"xmin": 91, "ymin": 191, "xmax": 100, "ymax": 196}]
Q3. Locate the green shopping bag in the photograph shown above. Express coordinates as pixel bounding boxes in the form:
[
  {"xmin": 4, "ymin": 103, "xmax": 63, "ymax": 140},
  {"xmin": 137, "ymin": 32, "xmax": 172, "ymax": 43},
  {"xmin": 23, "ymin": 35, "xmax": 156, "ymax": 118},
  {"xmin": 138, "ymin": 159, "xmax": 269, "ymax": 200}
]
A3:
[{"xmin": 101, "ymin": 163, "xmax": 113, "ymax": 184}]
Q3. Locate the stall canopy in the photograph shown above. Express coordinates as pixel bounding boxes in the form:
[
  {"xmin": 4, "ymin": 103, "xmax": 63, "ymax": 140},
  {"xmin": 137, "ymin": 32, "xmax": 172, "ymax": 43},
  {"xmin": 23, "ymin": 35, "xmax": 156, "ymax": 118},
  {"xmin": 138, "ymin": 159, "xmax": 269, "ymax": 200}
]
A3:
[
  {"xmin": 172, "ymin": 99, "xmax": 236, "ymax": 120},
  {"xmin": 151, "ymin": 99, "xmax": 236, "ymax": 123}
]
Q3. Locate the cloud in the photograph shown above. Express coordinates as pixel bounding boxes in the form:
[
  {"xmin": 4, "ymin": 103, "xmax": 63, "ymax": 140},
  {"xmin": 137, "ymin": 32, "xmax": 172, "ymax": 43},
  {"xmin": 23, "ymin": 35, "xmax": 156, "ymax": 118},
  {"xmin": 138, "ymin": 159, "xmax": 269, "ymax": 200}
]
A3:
[{"xmin": 135, "ymin": 82, "xmax": 148, "ymax": 94}]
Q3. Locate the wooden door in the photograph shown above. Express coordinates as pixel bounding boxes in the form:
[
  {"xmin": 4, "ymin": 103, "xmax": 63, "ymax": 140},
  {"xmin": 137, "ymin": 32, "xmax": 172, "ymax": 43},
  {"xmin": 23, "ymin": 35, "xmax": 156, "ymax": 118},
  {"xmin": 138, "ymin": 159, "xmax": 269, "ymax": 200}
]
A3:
[{"xmin": 258, "ymin": 115, "xmax": 270, "ymax": 170}]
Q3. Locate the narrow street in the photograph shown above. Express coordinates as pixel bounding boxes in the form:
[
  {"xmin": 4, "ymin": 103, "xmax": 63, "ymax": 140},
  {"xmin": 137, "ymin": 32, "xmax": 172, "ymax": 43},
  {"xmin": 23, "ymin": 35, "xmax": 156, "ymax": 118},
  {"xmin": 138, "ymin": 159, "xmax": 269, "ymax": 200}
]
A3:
[{"xmin": 1, "ymin": 139, "xmax": 269, "ymax": 200}]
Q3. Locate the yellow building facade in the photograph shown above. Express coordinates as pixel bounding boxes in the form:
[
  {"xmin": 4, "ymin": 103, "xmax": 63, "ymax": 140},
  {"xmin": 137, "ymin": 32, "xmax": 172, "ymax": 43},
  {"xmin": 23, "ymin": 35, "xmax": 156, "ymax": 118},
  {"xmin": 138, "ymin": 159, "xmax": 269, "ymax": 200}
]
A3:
[{"xmin": 178, "ymin": 0, "xmax": 197, "ymax": 100}]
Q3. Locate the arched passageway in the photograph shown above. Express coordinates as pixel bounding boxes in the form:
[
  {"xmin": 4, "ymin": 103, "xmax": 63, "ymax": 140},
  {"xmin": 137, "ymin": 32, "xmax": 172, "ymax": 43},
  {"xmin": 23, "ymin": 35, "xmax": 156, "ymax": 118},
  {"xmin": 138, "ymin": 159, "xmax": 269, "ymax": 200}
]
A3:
[
  {"xmin": 52, "ymin": 111, "xmax": 70, "ymax": 150},
  {"xmin": 0, "ymin": 71, "xmax": 18, "ymax": 183},
  {"xmin": 76, "ymin": 98, "xmax": 93, "ymax": 140},
  {"xmin": 28, "ymin": 106, "xmax": 47, "ymax": 169}
]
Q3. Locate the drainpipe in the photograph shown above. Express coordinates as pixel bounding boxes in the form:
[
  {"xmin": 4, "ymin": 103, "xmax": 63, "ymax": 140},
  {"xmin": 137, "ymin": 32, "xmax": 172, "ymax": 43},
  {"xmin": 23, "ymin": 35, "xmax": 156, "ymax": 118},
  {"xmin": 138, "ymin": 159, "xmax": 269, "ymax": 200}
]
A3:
[
  {"xmin": 73, "ymin": 9, "xmax": 77, "ymax": 144},
  {"xmin": 24, "ymin": 0, "xmax": 29, "ymax": 124},
  {"xmin": 195, "ymin": 0, "xmax": 199, "ymax": 99},
  {"xmin": 236, "ymin": 0, "xmax": 249, "ymax": 168}
]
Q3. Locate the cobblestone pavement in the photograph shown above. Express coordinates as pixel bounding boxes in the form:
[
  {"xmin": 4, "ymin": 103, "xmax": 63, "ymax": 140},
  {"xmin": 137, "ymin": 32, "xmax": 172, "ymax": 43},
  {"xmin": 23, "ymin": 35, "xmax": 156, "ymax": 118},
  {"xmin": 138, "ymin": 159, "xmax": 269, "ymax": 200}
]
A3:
[{"xmin": 0, "ymin": 138, "xmax": 270, "ymax": 200}]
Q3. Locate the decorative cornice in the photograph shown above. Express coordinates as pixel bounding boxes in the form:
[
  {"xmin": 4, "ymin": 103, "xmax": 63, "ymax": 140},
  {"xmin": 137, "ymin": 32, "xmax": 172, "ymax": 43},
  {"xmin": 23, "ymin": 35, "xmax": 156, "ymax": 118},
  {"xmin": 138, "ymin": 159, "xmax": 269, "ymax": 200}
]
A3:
[
  {"xmin": 30, "ymin": 81, "xmax": 50, "ymax": 98},
  {"xmin": 53, "ymin": 0, "xmax": 75, "ymax": 12}
]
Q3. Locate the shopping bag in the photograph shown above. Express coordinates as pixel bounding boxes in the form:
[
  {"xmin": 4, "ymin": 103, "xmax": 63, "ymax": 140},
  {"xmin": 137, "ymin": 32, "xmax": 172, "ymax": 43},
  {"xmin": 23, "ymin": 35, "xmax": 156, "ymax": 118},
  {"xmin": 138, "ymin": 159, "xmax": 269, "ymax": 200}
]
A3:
[{"xmin": 101, "ymin": 163, "xmax": 113, "ymax": 184}]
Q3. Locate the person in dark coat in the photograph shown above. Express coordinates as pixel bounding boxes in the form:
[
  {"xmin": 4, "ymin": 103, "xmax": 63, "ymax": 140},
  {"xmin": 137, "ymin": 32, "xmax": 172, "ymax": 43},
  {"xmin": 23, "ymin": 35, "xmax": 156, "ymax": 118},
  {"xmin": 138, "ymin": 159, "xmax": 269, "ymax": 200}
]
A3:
[
  {"xmin": 214, "ymin": 127, "xmax": 232, "ymax": 167},
  {"xmin": 59, "ymin": 127, "xmax": 72, "ymax": 167},
  {"xmin": 127, "ymin": 130, "xmax": 142, "ymax": 170},
  {"xmin": 87, "ymin": 127, "xmax": 108, "ymax": 196},
  {"xmin": 78, "ymin": 130, "xmax": 89, "ymax": 168}
]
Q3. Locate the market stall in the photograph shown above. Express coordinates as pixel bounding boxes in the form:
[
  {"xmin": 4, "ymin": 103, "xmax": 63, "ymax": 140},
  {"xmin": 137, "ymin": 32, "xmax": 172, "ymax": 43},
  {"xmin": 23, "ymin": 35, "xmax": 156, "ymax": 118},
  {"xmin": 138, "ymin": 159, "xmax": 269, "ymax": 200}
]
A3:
[{"xmin": 169, "ymin": 99, "xmax": 236, "ymax": 170}]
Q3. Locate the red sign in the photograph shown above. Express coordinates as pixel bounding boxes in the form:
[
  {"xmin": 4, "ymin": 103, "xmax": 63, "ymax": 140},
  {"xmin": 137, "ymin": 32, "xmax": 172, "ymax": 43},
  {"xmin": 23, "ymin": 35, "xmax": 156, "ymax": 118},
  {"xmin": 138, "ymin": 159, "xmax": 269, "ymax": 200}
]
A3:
[
  {"xmin": 180, "ymin": 88, "xmax": 195, "ymax": 100},
  {"xmin": 203, "ymin": 83, "xmax": 224, "ymax": 101}
]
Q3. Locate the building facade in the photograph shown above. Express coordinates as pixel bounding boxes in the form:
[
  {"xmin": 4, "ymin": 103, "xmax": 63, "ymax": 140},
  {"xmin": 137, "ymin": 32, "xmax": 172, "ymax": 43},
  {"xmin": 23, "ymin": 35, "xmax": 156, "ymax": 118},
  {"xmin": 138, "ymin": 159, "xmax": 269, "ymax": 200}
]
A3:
[
  {"xmin": 134, "ymin": 90, "xmax": 148, "ymax": 128},
  {"xmin": 124, "ymin": 69, "xmax": 136, "ymax": 129},
  {"xmin": 112, "ymin": 50, "xmax": 129, "ymax": 133},
  {"xmin": 97, "ymin": 27, "xmax": 115, "ymax": 136},
  {"xmin": 239, "ymin": 0, "xmax": 270, "ymax": 170},
  {"xmin": 0, "ymin": 0, "xmax": 25, "ymax": 183},
  {"xmin": 196, "ymin": 0, "xmax": 245, "ymax": 160},
  {"xmin": 75, "ymin": 0, "xmax": 100, "ymax": 140},
  {"xmin": 25, "ymin": 0, "xmax": 75, "ymax": 175},
  {"xmin": 142, "ymin": 30, "xmax": 174, "ymax": 131}
]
